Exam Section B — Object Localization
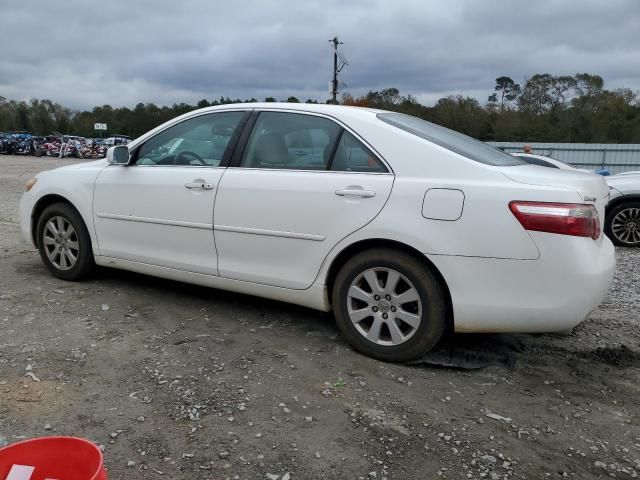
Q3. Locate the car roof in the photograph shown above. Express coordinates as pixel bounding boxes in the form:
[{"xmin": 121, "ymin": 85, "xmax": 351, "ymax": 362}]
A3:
[
  {"xmin": 189, "ymin": 102, "xmax": 386, "ymax": 119},
  {"xmin": 127, "ymin": 103, "xmax": 390, "ymax": 150}
]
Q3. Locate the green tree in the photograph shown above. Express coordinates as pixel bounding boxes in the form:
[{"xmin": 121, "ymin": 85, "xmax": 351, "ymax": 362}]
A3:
[
  {"xmin": 0, "ymin": 73, "xmax": 636, "ymax": 142},
  {"xmin": 518, "ymin": 74, "xmax": 554, "ymax": 114},
  {"xmin": 488, "ymin": 76, "xmax": 521, "ymax": 111},
  {"xmin": 548, "ymin": 75, "xmax": 577, "ymax": 113},
  {"xmin": 431, "ymin": 95, "xmax": 491, "ymax": 138}
]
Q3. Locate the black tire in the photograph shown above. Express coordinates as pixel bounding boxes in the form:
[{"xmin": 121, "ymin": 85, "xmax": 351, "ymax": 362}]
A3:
[
  {"xmin": 331, "ymin": 248, "xmax": 448, "ymax": 362},
  {"xmin": 605, "ymin": 201, "xmax": 640, "ymax": 247},
  {"xmin": 36, "ymin": 203, "xmax": 95, "ymax": 280}
]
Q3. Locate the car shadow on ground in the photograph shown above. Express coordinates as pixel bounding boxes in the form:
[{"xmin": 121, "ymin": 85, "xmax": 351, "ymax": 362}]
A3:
[
  {"xmin": 24, "ymin": 262, "xmax": 637, "ymax": 372},
  {"xmin": 95, "ymin": 265, "xmax": 333, "ymax": 329},
  {"xmin": 96, "ymin": 266, "xmax": 528, "ymax": 369}
]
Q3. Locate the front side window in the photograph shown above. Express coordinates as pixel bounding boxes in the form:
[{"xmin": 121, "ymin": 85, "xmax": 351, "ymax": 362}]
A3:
[
  {"xmin": 241, "ymin": 112, "xmax": 340, "ymax": 170},
  {"xmin": 378, "ymin": 112, "xmax": 526, "ymax": 167},
  {"xmin": 135, "ymin": 111, "xmax": 245, "ymax": 167}
]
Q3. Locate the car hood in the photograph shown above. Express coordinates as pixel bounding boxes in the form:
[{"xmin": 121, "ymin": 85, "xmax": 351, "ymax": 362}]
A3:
[
  {"xmin": 48, "ymin": 159, "xmax": 109, "ymax": 173},
  {"xmin": 500, "ymin": 164, "xmax": 609, "ymax": 201}
]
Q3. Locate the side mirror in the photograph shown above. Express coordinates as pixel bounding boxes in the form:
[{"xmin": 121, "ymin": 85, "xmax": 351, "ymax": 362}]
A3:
[{"xmin": 107, "ymin": 145, "xmax": 130, "ymax": 165}]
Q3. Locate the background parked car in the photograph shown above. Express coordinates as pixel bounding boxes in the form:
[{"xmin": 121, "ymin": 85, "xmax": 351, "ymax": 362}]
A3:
[
  {"xmin": 512, "ymin": 152, "xmax": 640, "ymax": 247},
  {"xmin": 0, "ymin": 133, "xmax": 106, "ymax": 159},
  {"xmin": 12, "ymin": 133, "xmax": 35, "ymax": 155},
  {"xmin": 512, "ymin": 153, "xmax": 594, "ymax": 173},
  {"xmin": 103, "ymin": 135, "xmax": 131, "ymax": 147},
  {"xmin": 0, "ymin": 133, "xmax": 16, "ymax": 154},
  {"xmin": 605, "ymin": 173, "xmax": 640, "ymax": 247},
  {"xmin": 32, "ymin": 136, "xmax": 47, "ymax": 157}
]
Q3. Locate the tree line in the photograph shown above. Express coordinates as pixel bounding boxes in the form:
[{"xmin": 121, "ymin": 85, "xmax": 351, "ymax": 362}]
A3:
[{"xmin": 1, "ymin": 73, "xmax": 639, "ymax": 142}]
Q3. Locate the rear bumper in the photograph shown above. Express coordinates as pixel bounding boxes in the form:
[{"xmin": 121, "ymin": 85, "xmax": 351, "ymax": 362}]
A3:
[{"xmin": 428, "ymin": 235, "xmax": 616, "ymax": 333}]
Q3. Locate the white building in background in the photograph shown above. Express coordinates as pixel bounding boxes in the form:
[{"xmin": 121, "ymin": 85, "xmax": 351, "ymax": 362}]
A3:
[{"xmin": 487, "ymin": 142, "xmax": 640, "ymax": 175}]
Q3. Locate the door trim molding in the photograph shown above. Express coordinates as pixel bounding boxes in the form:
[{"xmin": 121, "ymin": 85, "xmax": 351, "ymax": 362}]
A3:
[
  {"xmin": 214, "ymin": 224, "xmax": 326, "ymax": 241},
  {"xmin": 95, "ymin": 214, "xmax": 326, "ymax": 241},
  {"xmin": 96, "ymin": 212, "xmax": 212, "ymax": 230}
]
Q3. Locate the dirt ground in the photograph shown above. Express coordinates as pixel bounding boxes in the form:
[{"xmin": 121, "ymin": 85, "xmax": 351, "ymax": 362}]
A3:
[{"xmin": 1, "ymin": 155, "xmax": 639, "ymax": 480}]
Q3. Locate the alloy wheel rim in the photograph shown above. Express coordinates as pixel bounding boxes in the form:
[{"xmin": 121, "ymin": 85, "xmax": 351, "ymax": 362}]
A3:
[
  {"xmin": 43, "ymin": 216, "xmax": 79, "ymax": 270},
  {"xmin": 347, "ymin": 267, "xmax": 422, "ymax": 346},
  {"xmin": 612, "ymin": 207, "xmax": 640, "ymax": 245}
]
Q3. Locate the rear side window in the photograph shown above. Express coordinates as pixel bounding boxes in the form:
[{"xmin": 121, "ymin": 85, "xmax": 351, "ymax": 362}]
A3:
[
  {"xmin": 241, "ymin": 112, "xmax": 340, "ymax": 170},
  {"xmin": 378, "ymin": 113, "xmax": 526, "ymax": 166},
  {"xmin": 331, "ymin": 131, "xmax": 387, "ymax": 173}
]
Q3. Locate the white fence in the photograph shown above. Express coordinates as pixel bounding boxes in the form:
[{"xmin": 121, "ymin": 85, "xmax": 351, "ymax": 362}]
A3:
[{"xmin": 487, "ymin": 142, "xmax": 640, "ymax": 175}]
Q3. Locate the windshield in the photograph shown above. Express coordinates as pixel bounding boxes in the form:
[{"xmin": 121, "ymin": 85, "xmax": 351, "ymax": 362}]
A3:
[{"xmin": 377, "ymin": 112, "xmax": 526, "ymax": 167}]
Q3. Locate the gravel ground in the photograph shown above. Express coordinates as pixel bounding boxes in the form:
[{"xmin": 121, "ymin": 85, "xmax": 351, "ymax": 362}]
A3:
[{"xmin": 1, "ymin": 155, "xmax": 639, "ymax": 479}]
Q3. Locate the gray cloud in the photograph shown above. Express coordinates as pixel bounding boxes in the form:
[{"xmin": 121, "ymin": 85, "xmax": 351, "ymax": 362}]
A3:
[{"xmin": 0, "ymin": 0, "xmax": 638, "ymax": 109}]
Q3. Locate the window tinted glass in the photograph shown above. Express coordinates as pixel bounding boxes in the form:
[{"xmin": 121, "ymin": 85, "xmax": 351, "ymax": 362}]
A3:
[
  {"xmin": 518, "ymin": 155, "xmax": 560, "ymax": 169},
  {"xmin": 377, "ymin": 113, "xmax": 526, "ymax": 166},
  {"xmin": 135, "ymin": 112, "xmax": 245, "ymax": 166},
  {"xmin": 331, "ymin": 131, "xmax": 387, "ymax": 173},
  {"xmin": 241, "ymin": 112, "xmax": 340, "ymax": 170}
]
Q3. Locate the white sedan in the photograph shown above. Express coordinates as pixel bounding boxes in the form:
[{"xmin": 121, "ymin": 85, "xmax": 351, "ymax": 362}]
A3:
[{"xmin": 19, "ymin": 104, "xmax": 615, "ymax": 362}]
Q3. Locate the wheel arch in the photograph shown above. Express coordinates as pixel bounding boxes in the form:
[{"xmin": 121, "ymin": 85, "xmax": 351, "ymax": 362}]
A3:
[
  {"xmin": 31, "ymin": 194, "xmax": 86, "ymax": 248},
  {"xmin": 324, "ymin": 238, "xmax": 454, "ymax": 332},
  {"xmin": 606, "ymin": 194, "xmax": 640, "ymax": 215}
]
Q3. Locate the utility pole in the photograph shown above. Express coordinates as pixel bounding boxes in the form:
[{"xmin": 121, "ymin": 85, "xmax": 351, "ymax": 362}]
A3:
[{"xmin": 329, "ymin": 37, "xmax": 347, "ymax": 104}]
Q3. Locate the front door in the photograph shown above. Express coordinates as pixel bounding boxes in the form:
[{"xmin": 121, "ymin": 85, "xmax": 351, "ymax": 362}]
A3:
[
  {"xmin": 93, "ymin": 111, "xmax": 247, "ymax": 275},
  {"xmin": 214, "ymin": 111, "xmax": 394, "ymax": 289}
]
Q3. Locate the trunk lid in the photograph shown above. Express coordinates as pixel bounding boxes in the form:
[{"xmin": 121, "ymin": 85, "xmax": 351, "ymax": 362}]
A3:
[
  {"xmin": 499, "ymin": 164, "xmax": 610, "ymax": 237},
  {"xmin": 500, "ymin": 165, "xmax": 609, "ymax": 201}
]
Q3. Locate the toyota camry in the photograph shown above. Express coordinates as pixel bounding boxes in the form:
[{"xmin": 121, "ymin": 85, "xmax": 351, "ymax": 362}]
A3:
[{"xmin": 19, "ymin": 103, "xmax": 615, "ymax": 362}]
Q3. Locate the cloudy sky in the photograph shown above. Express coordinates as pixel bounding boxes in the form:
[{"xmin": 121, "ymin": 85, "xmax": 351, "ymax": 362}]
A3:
[{"xmin": 1, "ymin": 0, "xmax": 639, "ymax": 110}]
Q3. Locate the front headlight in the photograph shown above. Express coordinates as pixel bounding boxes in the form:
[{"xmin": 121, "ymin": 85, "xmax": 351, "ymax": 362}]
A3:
[{"xmin": 25, "ymin": 178, "xmax": 37, "ymax": 192}]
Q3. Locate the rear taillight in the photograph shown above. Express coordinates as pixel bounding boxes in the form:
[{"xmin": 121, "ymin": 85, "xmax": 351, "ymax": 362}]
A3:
[{"xmin": 509, "ymin": 201, "xmax": 600, "ymax": 240}]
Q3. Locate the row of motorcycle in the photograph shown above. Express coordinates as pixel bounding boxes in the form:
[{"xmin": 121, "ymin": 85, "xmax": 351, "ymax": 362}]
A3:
[{"xmin": 0, "ymin": 133, "xmax": 108, "ymax": 159}]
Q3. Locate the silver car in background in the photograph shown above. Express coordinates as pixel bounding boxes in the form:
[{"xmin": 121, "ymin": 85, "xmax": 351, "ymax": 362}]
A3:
[{"xmin": 606, "ymin": 173, "xmax": 640, "ymax": 246}]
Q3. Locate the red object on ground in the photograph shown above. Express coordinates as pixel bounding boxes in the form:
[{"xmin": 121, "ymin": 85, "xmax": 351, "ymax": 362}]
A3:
[{"xmin": 0, "ymin": 437, "xmax": 106, "ymax": 480}]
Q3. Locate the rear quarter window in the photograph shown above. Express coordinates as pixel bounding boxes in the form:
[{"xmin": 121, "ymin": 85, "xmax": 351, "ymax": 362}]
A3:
[{"xmin": 377, "ymin": 113, "xmax": 526, "ymax": 167}]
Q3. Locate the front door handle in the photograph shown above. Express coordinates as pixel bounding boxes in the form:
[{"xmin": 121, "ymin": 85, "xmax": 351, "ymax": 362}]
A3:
[
  {"xmin": 185, "ymin": 181, "xmax": 214, "ymax": 190},
  {"xmin": 335, "ymin": 188, "xmax": 376, "ymax": 198}
]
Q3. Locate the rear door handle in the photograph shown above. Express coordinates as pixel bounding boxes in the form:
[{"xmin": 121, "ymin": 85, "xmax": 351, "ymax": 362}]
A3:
[
  {"xmin": 185, "ymin": 181, "xmax": 214, "ymax": 190},
  {"xmin": 335, "ymin": 189, "xmax": 376, "ymax": 198}
]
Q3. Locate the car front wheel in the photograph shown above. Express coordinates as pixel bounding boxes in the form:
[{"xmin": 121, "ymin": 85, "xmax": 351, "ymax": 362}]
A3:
[
  {"xmin": 36, "ymin": 203, "xmax": 95, "ymax": 280},
  {"xmin": 332, "ymin": 248, "xmax": 448, "ymax": 362},
  {"xmin": 605, "ymin": 201, "xmax": 640, "ymax": 247}
]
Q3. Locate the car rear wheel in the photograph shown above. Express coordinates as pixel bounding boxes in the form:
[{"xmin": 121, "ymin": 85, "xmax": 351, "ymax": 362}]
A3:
[
  {"xmin": 36, "ymin": 203, "xmax": 95, "ymax": 280},
  {"xmin": 605, "ymin": 201, "xmax": 640, "ymax": 247},
  {"xmin": 332, "ymin": 248, "xmax": 447, "ymax": 362}
]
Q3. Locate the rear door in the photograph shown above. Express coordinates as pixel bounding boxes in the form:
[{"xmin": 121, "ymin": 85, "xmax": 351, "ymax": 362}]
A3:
[{"xmin": 213, "ymin": 110, "xmax": 394, "ymax": 289}]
